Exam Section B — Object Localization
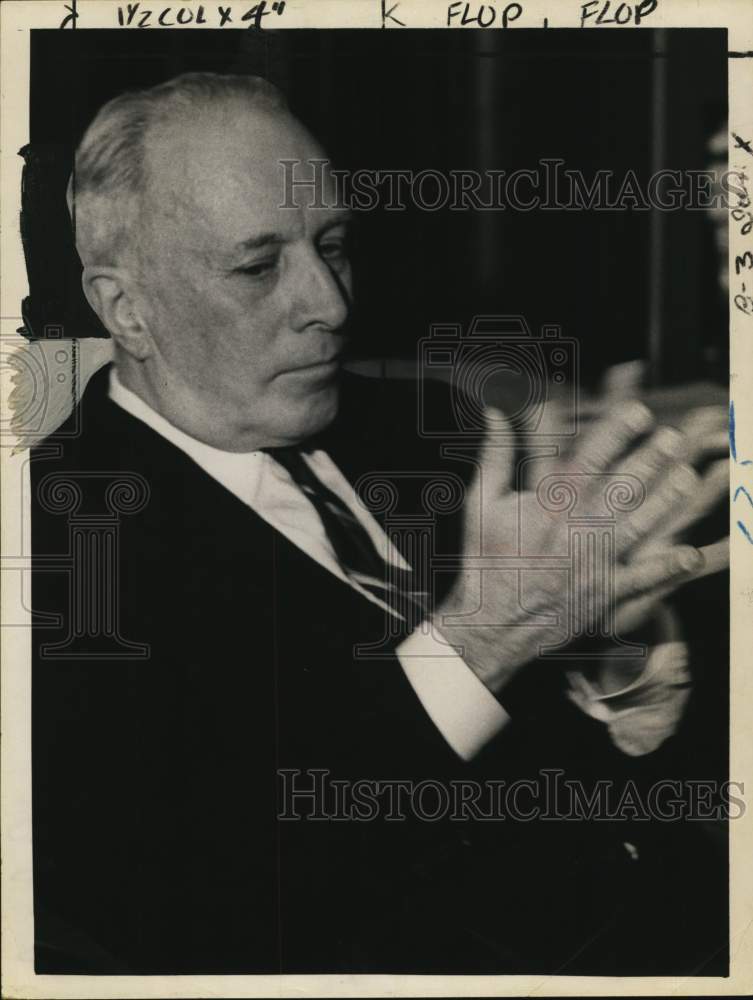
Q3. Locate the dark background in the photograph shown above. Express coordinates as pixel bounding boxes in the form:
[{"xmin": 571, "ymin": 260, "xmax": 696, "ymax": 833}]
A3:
[
  {"xmin": 25, "ymin": 27, "xmax": 730, "ymax": 975},
  {"xmin": 25, "ymin": 27, "xmax": 727, "ymax": 388}
]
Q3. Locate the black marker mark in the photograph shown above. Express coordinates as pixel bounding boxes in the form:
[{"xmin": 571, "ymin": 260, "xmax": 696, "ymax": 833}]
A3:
[
  {"xmin": 735, "ymin": 294, "xmax": 753, "ymax": 316},
  {"xmin": 580, "ymin": 0, "xmax": 657, "ymax": 28},
  {"xmin": 736, "ymin": 251, "xmax": 753, "ymax": 275},
  {"xmin": 59, "ymin": 1, "xmax": 78, "ymax": 28},
  {"xmin": 241, "ymin": 1, "xmax": 285, "ymax": 28},
  {"xmin": 447, "ymin": 3, "xmax": 522, "ymax": 28},
  {"xmin": 117, "ymin": 2, "xmax": 151, "ymax": 26},
  {"xmin": 381, "ymin": 1, "xmax": 405, "ymax": 27}
]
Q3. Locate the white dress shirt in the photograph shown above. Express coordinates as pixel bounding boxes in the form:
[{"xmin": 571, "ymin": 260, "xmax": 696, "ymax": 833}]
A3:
[{"xmin": 109, "ymin": 370, "xmax": 690, "ymax": 761}]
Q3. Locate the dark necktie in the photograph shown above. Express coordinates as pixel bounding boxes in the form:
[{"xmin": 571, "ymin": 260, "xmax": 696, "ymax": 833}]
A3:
[{"xmin": 268, "ymin": 447, "xmax": 428, "ymax": 623}]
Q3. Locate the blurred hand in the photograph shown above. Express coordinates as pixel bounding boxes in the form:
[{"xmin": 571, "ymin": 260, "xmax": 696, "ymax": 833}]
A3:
[{"xmin": 433, "ymin": 386, "xmax": 729, "ymax": 696}]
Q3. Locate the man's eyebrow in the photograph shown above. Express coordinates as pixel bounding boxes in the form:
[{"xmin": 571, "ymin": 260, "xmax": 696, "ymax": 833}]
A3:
[
  {"xmin": 234, "ymin": 232, "xmax": 285, "ymax": 253},
  {"xmin": 313, "ymin": 210, "xmax": 353, "ymax": 237},
  {"xmin": 231, "ymin": 211, "xmax": 352, "ymax": 256}
]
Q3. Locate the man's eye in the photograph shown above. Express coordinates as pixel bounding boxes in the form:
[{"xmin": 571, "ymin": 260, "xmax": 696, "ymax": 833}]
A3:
[
  {"xmin": 239, "ymin": 259, "xmax": 277, "ymax": 278},
  {"xmin": 319, "ymin": 239, "xmax": 348, "ymax": 261}
]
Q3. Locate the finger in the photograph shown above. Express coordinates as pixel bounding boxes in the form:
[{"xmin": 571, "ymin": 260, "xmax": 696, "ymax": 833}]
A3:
[
  {"xmin": 691, "ymin": 430, "xmax": 730, "ymax": 458},
  {"xmin": 612, "ymin": 427, "xmax": 726, "ymax": 553},
  {"xmin": 614, "ymin": 463, "xmax": 700, "ymax": 554},
  {"xmin": 617, "ymin": 537, "xmax": 729, "ymax": 605},
  {"xmin": 676, "ymin": 404, "xmax": 726, "ymax": 434},
  {"xmin": 599, "ymin": 360, "xmax": 646, "ymax": 402},
  {"xmin": 615, "ymin": 539, "xmax": 729, "ymax": 631},
  {"xmin": 555, "ymin": 400, "xmax": 654, "ymax": 478},
  {"xmin": 522, "ymin": 447, "xmax": 561, "ymax": 492},
  {"xmin": 463, "ymin": 406, "xmax": 516, "ymax": 546},
  {"xmin": 646, "ymin": 459, "xmax": 729, "ymax": 542},
  {"xmin": 615, "ymin": 425, "xmax": 690, "ymax": 492},
  {"xmin": 676, "ymin": 406, "xmax": 729, "ymax": 463},
  {"xmin": 477, "ymin": 406, "xmax": 517, "ymax": 496},
  {"xmin": 693, "ymin": 538, "xmax": 729, "ymax": 578},
  {"xmin": 614, "ymin": 585, "xmax": 675, "ymax": 636},
  {"xmin": 617, "ymin": 544, "xmax": 705, "ymax": 603},
  {"xmin": 543, "ymin": 402, "xmax": 655, "ymax": 553}
]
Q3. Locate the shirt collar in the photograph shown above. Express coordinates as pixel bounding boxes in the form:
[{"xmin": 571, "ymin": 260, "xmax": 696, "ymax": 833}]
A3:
[{"xmin": 108, "ymin": 368, "xmax": 267, "ymax": 506}]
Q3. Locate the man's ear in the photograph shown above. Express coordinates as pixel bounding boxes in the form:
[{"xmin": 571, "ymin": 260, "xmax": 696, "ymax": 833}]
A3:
[{"xmin": 81, "ymin": 267, "xmax": 152, "ymax": 361}]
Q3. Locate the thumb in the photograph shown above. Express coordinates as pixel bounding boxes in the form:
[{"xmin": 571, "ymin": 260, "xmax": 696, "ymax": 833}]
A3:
[
  {"xmin": 461, "ymin": 406, "xmax": 516, "ymax": 549},
  {"xmin": 476, "ymin": 405, "xmax": 516, "ymax": 497}
]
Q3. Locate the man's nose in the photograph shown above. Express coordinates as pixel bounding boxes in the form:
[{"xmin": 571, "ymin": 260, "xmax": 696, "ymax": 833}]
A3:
[{"xmin": 290, "ymin": 251, "xmax": 350, "ymax": 332}]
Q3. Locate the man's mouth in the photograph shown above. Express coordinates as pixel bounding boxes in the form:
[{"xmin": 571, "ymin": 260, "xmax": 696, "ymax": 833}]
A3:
[{"xmin": 279, "ymin": 353, "xmax": 343, "ymax": 377}]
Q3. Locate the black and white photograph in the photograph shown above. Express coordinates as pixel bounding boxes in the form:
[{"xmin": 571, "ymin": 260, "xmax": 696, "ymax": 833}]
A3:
[{"xmin": 1, "ymin": 1, "xmax": 752, "ymax": 996}]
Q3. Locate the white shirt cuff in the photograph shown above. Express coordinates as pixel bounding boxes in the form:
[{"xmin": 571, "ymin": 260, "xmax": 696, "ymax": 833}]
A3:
[{"xmin": 396, "ymin": 625, "xmax": 510, "ymax": 761}]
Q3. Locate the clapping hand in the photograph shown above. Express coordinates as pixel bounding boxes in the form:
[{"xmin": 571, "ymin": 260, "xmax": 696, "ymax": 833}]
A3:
[{"xmin": 433, "ymin": 364, "xmax": 729, "ymax": 696}]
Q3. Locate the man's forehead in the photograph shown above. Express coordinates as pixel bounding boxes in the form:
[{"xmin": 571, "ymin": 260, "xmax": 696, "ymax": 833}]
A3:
[{"xmin": 144, "ymin": 101, "xmax": 336, "ymax": 240}]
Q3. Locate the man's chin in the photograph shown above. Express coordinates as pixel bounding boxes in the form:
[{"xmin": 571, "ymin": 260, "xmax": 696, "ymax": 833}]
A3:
[{"xmin": 275, "ymin": 379, "xmax": 340, "ymax": 445}]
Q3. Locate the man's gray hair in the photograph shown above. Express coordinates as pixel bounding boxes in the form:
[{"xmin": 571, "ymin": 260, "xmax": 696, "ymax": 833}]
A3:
[{"xmin": 68, "ymin": 72, "xmax": 287, "ymax": 266}]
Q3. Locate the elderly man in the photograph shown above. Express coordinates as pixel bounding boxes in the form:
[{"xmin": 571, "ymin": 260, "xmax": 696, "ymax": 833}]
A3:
[{"xmin": 31, "ymin": 73, "xmax": 728, "ymax": 975}]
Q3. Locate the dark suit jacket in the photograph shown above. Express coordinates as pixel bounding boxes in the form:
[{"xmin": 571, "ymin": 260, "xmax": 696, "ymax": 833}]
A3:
[{"xmin": 31, "ymin": 366, "xmax": 727, "ymax": 975}]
